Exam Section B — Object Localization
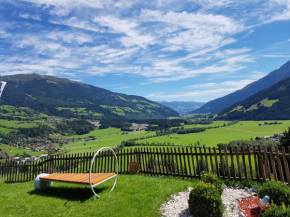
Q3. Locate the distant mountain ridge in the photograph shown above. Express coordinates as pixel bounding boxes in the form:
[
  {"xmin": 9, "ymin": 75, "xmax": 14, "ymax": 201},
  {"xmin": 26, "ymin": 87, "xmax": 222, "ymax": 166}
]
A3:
[
  {"xmin": 1, "ymin": 74, "xmax": 179, "ymax": 119},
  {"xmin": 193, "ymin": 60, "xmax": 290, "ymax": 114},
  {"xmin": 218, "ymin": 77, "xmax": 290, "ymax": 120},
  {"xmin": 157, "ymin": 101, "xmax": 205, "ymax": 114}
]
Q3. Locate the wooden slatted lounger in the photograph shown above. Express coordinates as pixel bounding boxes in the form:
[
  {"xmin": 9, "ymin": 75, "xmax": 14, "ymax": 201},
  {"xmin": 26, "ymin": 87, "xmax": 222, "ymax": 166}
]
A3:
[{"xmin": 34, "ymin": 147, "xmax": 118, "ymax": 200}]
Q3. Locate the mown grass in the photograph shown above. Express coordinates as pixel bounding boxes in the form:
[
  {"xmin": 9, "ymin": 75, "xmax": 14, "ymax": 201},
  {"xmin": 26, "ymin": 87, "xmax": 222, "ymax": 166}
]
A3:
[{"xmin": 0, "ymin": 175, "xmax": 195, "ymax": 217}]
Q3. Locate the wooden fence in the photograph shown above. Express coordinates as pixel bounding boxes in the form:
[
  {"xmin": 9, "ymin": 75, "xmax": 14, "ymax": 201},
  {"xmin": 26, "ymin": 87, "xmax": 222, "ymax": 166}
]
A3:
[{"xmin": 1, "ymin": 146, "xmax": 290, "ymax": 184}]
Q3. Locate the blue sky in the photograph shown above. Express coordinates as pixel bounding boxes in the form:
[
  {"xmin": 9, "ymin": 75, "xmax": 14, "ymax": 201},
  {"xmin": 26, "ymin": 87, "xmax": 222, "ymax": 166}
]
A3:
[{"xmin": 0, "ymin": 0, "xmax": 289, "ymax": 102}]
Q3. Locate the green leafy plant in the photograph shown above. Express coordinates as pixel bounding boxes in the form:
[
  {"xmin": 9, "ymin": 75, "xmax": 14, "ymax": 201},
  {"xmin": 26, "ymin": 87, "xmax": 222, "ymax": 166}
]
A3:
[
  {"xmin": 263, "ymin": 203, "xmax": 290, "ymax": 217},
  {"xmin": 223, "ymin": 179, "xmax": 261, "ymax": 189},
  {"xmin": 259, "ymin": 181, "xmax": 290, "ymax": 206},
  {"xmin": 201, "ymin": 172, "xmax": 224, "ymax": 194},
  {"xmin": 280, "ymin": 127, "xmax": 290, "ymax": 150},
  {"xmin": 188, "ymin": 182, "xmax": 224, "ymax": 217}
]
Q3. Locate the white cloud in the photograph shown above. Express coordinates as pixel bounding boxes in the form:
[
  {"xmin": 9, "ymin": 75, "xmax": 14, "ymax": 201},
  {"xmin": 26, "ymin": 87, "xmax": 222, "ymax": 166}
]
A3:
[
  {"xmin": 50, "ymin": 17, "xmax": 101, "ymax": 32},
  {"xmin": 213, "ymin": 48, "xmax": 252, "ymax": 58},
  {"xmin": 147, "ymin": 87, "xmax": 241, "ymax": 99},
  {"xmin": 113, "ymin": 0, "xmax": 136, "ymax": 9},
  {"xmin": 1, "ymin": 0, "xmax": 289, "ymax": 101},
  {"xmin": 94, "ymin": 15, "xmax": 155, "ymax": 48},
  {"xmin": 46, "ymin": 31, "xmax": 93, "ymax": 45},
  {"xmin": 19, "ymin": 13, "xmax": 41, "ymax": 21},
  {"xmin": 221, "ymin": 54, "xmax": 254, "ymax": 64},
  {"xmin": 194, "ymin": 0, "xmax": 235, "ymax": 9},
  {"xmin": 140, "ymin": 9, "xmax": 243, "ymax": 51},
  {"xmin": 115, "ymin": 86, "xmax": 130, "ymax": 90},
  {"xmin": 144, "ymin": 63, "xmax": 247, "ymax": 83},
  {"xmin": 263, "ymin": 54, "xmax": 290, "ymax": 58},
  {"xmin": 24, "ymin": 0, "xmax": 105, "ymax": 16},
  {"xmin": 147, "ymin": 79, "xmax": 255, "ymax": 100}
]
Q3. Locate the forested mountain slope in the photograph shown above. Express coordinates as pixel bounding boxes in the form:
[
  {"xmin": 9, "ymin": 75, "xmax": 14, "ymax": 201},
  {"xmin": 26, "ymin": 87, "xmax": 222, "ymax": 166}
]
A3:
[
  {"xmin": 193, "ymin": 60, "xmax": 290, "ymax": 114},
  {"xmin": 218, "ymin": 77, "xmax": 290, "ymax": 120},
  {"xmin": 1, "ymin": 74, "xmax": 179, "ymax": 119}
]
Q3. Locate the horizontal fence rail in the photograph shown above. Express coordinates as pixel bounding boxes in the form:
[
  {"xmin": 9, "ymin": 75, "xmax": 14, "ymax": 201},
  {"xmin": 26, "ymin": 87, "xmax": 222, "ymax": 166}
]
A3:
[{"xmin": 0, "ymin": 146, "xmax": 289, "ymax": 184}]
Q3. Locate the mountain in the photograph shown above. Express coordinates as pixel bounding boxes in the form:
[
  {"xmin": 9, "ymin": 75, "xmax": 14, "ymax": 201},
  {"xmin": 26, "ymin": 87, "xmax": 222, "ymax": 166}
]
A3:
[
  {"xmin": 1, "ymin": 74, "xmax": 179, "ymax": 119},
  {"xmin": 156, "ymin": 101, "xmax": 205, "ymax": 114},
  {"xmin": 193, "ymin": 60, "xmax": 290, "ymax": 114},
  {"xmin": 218, "ymin": 77, "xmax": 290, "ymax": 120}
]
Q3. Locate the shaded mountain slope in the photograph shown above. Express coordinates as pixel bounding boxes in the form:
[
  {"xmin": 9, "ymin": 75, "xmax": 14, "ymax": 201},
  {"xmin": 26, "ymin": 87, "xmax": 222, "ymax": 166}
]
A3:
[
  {"xmin": 1, "ymin": 74, "xmax": 179, "ymax": 119},
  {"xmin": 218, "ymin": 77, "xmax": 290, "ymax": 120},
  {"xmin": 193, "ymin": 60, "xmax": 290, "ymax": 114}
]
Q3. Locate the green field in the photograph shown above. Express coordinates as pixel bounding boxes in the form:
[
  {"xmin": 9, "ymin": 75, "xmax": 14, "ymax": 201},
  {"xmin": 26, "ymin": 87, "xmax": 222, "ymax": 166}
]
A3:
[
  {"xmin": 0, "ymin": 175, "xmax": 194, "ymax": 217},
  {"xmin": 0, "ymin": 119, "xmax": 37, "ymax": 128},
  {"xmin": 136, "ymin": 121, "xmax": 290, "ymax": 147},
  {"xmin": 0, "ymin": 127, "xmax": 12, "ymax": 134},
  {"xmin": 0, "ymin": 144, "xmax": 46, "ymax": 157},
  {"xmin": 59, "ymin": 128, "xmax": 156, "ymax": 154},
  {"xmin": 180, "ymin": 121, "xmax": 231, "ymax": 129},
  {"xmin": 1, "ymin": 120, "xmax": 290, "ymax": 156}
]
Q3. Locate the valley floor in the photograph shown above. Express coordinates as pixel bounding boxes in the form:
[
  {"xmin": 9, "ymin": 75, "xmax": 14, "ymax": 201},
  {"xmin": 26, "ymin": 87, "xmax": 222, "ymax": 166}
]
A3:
[
  {"xmin": 1, "ymin": 120, "xmax": 290, "ymax": 157},
  {"xmin": 136, "ymin": 120, "xmax": 290, "ymax": 147}
]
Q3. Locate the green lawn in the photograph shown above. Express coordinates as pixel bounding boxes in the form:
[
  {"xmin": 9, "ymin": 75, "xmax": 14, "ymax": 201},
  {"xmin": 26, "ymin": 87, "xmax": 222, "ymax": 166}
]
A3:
[
  {"xmin": 0, "ymin": 175, "xmax": 195, "ymax": 217},
  {"xmin": 136, "ymin": 120, "xmax": 290, "ymax": 147}
]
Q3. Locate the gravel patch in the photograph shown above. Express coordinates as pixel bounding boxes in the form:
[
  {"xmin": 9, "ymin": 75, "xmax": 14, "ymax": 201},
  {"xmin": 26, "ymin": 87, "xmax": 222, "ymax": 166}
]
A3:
[
  {"xmin": 222, "ymin": 187, "xmax": 256, "ymax": 217},
  {"xmin": 160, "ymin": 186, "xmax": 258, "ymax": 217},
  {"xmin": 160, "ymin": 187, "xmax": 193, "ymax": 217}
]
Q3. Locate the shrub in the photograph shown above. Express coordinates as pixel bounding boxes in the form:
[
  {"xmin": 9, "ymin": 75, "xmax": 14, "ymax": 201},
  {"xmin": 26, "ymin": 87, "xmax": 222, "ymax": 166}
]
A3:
[
  {"xmin": 240, "ymin": 179, "xmax": 257, "ymax": 188},
  {"xmin": 188, "ymin": 182, "xmax": 224, "ymax": 217},
  {"xmin": 223, "ymin": 179, "xmax": 261, "ymax": 189},
  {"xmin": 263, "ymin": 204, "xmax": 290, "ymax": 217},
  {"xmin": 201, "ymin": 172, "xmax": 223, "ymax": 194},
  {"xmin": 259, "ymin": 181, "xmax": 290, "ymax": 206}
]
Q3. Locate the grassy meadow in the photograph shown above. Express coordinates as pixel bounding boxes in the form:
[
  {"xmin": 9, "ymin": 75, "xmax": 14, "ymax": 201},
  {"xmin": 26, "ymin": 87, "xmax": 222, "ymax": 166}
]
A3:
[
  {"xmin": 174, "ymin": 121, "xmax": 231, "ymax": 129},
  {"xmin": 58, "ymin": 128, "xmax": 156, "ymax": 154},
  {"xmin": 135, "ymin": 120, "xmax": 290, "ymax": 147},
  {"xmin": 0, "ymin": 119, "xmax": 38, "ymax": 129},
  {"xmin": 0, "ymin": 175, "xmax": 195, "ymax": 217},
  {"xmin": 0, "ymin": 144, "xmax": 46, "ymax": 158},
  {"xmin": 1, "ymin": 120, "xmax": 290, "ymax": 156}
]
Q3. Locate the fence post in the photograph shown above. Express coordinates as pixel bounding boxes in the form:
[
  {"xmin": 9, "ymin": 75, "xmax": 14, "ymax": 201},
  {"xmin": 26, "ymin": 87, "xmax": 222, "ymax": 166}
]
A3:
[
  {"xmin": 258, "ymin": 146, "xmax": 266, "ymax": 182},
  {"xmin": 281, "ymin": 147, "xmax": 290, "ymax": 185},
  {"xmin": 268, "ymin": 146, "xmax": 278, "ymax": 181}
]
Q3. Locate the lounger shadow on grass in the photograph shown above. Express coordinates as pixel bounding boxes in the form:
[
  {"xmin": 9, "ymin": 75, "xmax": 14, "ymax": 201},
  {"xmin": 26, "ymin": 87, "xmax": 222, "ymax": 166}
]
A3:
[{"xmin": 28, "ymin": 186, "xmax": 107, "ymax": 203}]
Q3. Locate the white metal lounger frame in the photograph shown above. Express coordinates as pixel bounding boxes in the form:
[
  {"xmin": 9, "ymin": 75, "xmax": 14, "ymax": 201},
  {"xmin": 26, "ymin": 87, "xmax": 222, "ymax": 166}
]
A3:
[{"xmin": 89, "ymin": 147, "xmax": 119, "ymax": 200}]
